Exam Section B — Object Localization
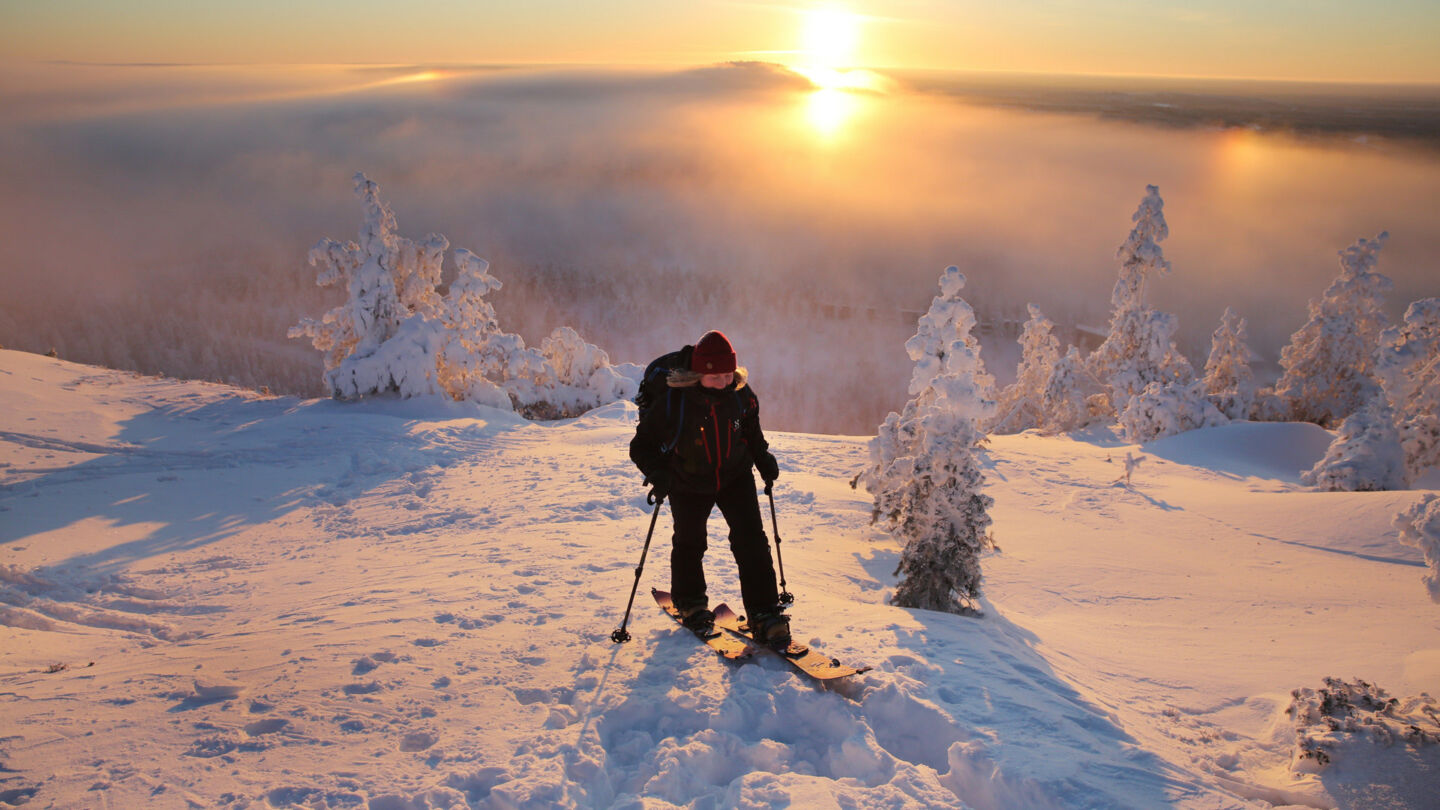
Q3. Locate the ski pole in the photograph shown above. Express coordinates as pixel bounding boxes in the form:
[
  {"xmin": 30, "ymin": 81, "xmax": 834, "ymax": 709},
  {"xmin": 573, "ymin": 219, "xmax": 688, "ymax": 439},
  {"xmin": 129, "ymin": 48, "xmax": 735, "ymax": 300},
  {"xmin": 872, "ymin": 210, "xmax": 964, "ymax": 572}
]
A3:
[
  {"xmin": 611, "ymin": 492, "xmax": 664, "ymax": 643},
  {"xmin": 765, "ymin": 482, "xmax": 795, "ymax": 605}
]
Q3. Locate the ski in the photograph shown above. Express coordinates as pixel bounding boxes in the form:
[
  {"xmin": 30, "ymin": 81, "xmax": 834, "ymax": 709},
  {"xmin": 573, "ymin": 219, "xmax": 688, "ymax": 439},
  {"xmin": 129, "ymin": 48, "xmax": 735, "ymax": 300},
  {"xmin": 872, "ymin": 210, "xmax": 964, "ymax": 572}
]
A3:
[
  {"xmin": 652, "ymin": 589, "xmax": 755, "ymax": 661},
  {"xmin": 712, "ymin": 605, "xmax": 871, "ymax": 681}
]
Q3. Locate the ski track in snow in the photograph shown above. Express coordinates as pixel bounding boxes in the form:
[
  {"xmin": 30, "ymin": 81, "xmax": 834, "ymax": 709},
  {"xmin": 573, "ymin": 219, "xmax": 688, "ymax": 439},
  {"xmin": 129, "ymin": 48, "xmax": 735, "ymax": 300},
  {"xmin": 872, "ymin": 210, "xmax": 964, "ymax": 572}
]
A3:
[{"xmin": 2, "ymin": 350, "xmax": 1438, "ymax": 809}]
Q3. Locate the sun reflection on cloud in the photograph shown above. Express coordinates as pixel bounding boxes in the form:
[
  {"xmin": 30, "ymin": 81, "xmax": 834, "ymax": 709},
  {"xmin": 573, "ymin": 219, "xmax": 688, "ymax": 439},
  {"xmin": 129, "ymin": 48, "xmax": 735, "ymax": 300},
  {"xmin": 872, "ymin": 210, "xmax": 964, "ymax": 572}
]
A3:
[
  {"xmin": 372, "ymin": 69, "xmax": 450, "ymax": 88},
  {"xmin": 791, "ymin": 68, "xmax": 890, "ymax": 140},
  {"xmin": 804, "ymin": 86, "xmax": 858, "ymax": 138}
]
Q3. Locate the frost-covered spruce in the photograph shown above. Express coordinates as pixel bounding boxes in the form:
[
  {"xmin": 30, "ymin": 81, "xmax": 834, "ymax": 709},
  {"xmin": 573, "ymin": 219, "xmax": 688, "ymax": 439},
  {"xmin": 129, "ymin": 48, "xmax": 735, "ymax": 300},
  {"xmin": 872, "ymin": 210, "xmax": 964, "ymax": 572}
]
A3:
[
  {"xmin": 1088, "ymin": 185, "xmax": 1194, "ymax": 415},
  {"xmin": 1302, "ymin": 398, "xmax": 1408, "ymax": 492},
  {"xmin": 1276, "ymin": 232, "xmax": 1393, "ymax": 427},
  {"xmin": 290, "ymin": 173, "xmax": 412, "ymax": 375},
  {"xmin": 1376, "ymin": 298, "xmax": 1440, "ymax": 482},
  {"xmin": 1394, "ymin": 494, "xmax": 1440, "ymax": 604},
  {"xmin": 292, "ymin": 175, "xmax": 632, "ymax": 416},
  {"xmin": 1203, "ymin": 307, "xmax": 1260, "ymax": 420},
  {"xmin": 504, "ymin": 327, "xmax": 638, "ymax": 419},
  {"xmin": 1040, "ymin": 346, "xmax": 1101, "ymax": 434},
  {"xmin": 326, "ymin": 312, "xmax": 448, "ymax": 400},
  {"xmin": 861, "ymin": 266, "xmax": 995, "ymax": 613},
  {"xmin": 290, "ymin": 173, "xmax": 454, "ymax": 399},
  {"xmin": 991, "ymin": 304, "xmax": 1060, "ymax": 434},
  {"xmin": 437, "ymin": 249, "xmax": 516, "ymax": 410},
  {"xmin": 1118, "ymin": 380, "xmax": 1227, "ymax": 443},
  {"xmin": 536, "ymin": 327, "xmax": 638, "ymax": 417}
]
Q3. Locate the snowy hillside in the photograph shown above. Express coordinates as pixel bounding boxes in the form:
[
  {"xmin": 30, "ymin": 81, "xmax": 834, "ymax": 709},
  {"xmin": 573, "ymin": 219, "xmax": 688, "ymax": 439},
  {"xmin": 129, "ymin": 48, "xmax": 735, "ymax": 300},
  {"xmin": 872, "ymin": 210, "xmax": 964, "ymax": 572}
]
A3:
[{"xmin": 2, "ymin": 348, "xmax": 1438, "ymax": 809}]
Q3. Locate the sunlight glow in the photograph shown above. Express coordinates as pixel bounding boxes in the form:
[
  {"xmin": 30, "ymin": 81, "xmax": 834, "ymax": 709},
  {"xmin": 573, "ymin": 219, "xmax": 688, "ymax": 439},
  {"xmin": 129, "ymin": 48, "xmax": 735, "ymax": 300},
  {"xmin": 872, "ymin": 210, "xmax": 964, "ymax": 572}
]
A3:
[
  {"xmin": 377, "ymin": 70, "xmax": 448, "ymax": 87},
  {"xmin": 1211, "ymin": 128, "xmax": 1274, "ymax": 193},
  {"xmin": 791, "ymin": 68, "xmax": 889, "ymax": 140},
  {"xmin": 801, "ymin": 7, "xmax": 861, "ymax": 70},
  {"xmin": 793, "ymin": 9, "xmax": 872, "ymax": 140},
  {"xmin": 804, "ymin": 87, "xmax": 858, "ymax": 138},
  {"xmin": 791, "ymin": 66, "xmax": 886, "ymax": 92}
]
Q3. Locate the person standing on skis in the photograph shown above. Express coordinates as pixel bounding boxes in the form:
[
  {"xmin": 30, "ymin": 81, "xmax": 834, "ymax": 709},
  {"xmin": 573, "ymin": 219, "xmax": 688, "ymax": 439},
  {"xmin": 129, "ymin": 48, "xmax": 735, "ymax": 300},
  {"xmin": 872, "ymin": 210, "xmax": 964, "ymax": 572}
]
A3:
[{"xmin": 629, "ymin": 330, "xmax": 790, "ymax": 646}]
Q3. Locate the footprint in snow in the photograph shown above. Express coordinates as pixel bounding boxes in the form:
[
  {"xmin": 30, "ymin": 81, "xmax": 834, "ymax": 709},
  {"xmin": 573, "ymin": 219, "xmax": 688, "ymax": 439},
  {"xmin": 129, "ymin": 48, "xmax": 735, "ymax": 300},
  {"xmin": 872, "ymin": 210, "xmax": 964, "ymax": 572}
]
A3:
[
  {"xmin": 400, "ymin": 730, "xmax": 439, "ymax": 752},
  {"xmin": 353, "ymin": 651, "xmax": 407, "ymax": 674},
  {"xmin": 243, "ymin": 718, "xmax": 289, "ymax": 736}
]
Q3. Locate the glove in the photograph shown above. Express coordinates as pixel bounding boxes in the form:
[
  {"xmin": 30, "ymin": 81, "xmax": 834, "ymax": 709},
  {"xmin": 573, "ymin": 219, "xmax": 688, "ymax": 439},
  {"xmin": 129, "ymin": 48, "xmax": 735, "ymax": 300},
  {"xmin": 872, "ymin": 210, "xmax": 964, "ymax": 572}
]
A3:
[
  {"xmin": 644, "ymin": 470, "xmax": 672, "ymax": 504},
  {"xmin": 756, "ymin": 451, "xmax": 779, "ymax": 486}
]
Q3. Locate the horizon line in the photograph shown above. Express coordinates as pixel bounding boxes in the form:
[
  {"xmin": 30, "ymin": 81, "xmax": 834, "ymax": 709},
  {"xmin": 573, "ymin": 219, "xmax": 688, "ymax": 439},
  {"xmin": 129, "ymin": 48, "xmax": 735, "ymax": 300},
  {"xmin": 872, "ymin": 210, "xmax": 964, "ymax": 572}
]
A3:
[{"xmin": 20, "ymin": 58, "xmax": 1440, "ymax": 90}]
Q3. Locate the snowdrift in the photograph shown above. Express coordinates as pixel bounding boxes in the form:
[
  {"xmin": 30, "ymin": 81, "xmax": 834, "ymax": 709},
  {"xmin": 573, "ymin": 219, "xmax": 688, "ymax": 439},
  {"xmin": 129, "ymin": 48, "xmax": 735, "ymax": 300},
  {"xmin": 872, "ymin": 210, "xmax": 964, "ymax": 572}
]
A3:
[{"xmin": 2, "ymin": 349, "xmax": 1437, "ymax": 809}]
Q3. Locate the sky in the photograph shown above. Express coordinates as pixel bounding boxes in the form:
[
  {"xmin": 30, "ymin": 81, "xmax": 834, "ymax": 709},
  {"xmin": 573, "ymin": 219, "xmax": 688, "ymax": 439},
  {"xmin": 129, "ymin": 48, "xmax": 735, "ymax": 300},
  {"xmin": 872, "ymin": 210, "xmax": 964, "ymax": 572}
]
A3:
[{"xmin": 3, "ymin": 0, "xmax": 1439, "ymax": 83}]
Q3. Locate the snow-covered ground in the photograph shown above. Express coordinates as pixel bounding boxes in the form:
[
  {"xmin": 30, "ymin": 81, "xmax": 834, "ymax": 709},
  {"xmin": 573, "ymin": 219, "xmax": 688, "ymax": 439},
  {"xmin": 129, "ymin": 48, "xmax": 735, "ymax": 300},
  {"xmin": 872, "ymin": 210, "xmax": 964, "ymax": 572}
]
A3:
[{"xmin": 2, "ymin": 348, "xmax": 1437, "ymax": 809}]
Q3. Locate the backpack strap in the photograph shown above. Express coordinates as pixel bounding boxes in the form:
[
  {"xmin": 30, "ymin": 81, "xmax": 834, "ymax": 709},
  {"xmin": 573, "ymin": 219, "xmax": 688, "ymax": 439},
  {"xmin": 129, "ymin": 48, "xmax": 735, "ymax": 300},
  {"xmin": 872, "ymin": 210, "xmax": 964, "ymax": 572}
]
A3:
[{"xmin": 660, "ymin": 388, "xmax": 684, "ymax": 455}]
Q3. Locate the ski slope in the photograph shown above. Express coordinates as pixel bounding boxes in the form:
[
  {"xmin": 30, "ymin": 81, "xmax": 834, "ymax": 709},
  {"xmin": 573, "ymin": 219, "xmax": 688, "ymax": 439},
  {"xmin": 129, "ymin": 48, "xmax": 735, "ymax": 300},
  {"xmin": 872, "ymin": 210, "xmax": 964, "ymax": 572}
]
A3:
[{"xmin": 2, "ymin": 349, "xmax": 1437, "ymax": 809}]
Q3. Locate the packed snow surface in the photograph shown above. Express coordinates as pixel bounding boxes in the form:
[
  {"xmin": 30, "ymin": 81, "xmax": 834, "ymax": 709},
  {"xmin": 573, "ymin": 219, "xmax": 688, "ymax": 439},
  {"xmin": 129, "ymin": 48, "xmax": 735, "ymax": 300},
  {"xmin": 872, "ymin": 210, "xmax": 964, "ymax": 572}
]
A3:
[{"xmin": 2, "ymin": 349, "xmax": 1437, "ymax": 809}]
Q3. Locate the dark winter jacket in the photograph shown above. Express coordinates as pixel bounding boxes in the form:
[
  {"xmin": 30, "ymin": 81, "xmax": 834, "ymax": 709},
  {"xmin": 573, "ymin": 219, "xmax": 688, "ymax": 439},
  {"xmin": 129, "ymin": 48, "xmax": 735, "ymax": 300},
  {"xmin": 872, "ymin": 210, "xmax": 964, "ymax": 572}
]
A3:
[{"xmin": 630, "ymin": 375, "xmax": 769, "ymax": 495}]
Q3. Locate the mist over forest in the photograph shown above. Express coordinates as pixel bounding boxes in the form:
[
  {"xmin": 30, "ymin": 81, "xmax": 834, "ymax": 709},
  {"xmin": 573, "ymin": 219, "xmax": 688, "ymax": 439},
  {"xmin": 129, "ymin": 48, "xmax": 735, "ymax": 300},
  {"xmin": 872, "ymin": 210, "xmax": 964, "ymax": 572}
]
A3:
[{"xmin": 2, "ymin": 62, "xmax": 1437, "ymax": 434}]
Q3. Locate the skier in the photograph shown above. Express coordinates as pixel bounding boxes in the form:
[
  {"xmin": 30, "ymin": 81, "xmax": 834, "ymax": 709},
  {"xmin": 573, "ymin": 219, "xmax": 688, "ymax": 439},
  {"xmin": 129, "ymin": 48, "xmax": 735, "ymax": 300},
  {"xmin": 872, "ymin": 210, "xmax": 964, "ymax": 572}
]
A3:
[{"xmin": 630, "ymin": 330, "xmax": 790, "ymax": 646}]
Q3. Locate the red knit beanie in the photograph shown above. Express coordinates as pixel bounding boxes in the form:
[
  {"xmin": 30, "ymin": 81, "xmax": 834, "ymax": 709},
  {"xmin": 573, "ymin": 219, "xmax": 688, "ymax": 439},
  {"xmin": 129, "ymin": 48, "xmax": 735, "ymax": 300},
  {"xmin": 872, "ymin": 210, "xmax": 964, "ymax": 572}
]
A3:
[{"xmin": 691, "ymin": 330, "xmax": 737, "ymax": 374}]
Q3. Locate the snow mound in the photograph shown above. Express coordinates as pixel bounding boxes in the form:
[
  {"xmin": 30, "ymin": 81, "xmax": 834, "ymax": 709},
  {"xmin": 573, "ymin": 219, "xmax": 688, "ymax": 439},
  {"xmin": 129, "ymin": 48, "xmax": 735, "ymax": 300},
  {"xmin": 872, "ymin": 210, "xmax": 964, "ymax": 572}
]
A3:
[{"xmin": 1141, "ymin": 420, "xmax": 1335, "ymax": 482}]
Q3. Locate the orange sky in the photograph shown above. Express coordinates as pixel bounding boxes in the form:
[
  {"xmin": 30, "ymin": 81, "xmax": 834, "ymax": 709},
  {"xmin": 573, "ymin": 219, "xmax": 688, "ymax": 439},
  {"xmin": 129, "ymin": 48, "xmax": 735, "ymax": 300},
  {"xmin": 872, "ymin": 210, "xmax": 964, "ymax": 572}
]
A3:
[{"xmin": 2, "ymin": 1, "xmax": 1438, "ymax": 83}]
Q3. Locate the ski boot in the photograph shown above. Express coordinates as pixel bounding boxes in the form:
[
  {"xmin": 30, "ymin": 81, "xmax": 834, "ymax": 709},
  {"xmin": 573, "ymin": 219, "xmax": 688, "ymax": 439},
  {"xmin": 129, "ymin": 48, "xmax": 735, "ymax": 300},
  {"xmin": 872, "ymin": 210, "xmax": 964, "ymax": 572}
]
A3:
[
  {"xmin": 678, "ymin": 602, "xmax": 717, "ymax": 636},
  {"xmin": 748, "ymin": 608, "xmax": 792, "ymax": 648}
]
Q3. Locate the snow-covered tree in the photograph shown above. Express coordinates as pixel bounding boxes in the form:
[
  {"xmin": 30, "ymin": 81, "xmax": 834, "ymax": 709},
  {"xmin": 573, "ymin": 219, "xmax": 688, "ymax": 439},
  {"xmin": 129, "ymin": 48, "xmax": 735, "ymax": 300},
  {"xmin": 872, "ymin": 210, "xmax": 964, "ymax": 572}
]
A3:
[
  {"xmin": 436, "ymin": 249, "xmax": 517, "ymax": 410},
  {"xmin": 511, "ymin": 327, "xmax": 639, "ymax": 419},
  {"xmin": 1203, "ymin": 307, "xmax": 1260, "ymax": 420},
  {"xmin": 293, "ymin": 174, "xmax": 632, "ymax": 416},
  {"xmin": 1118, "ymin": 380, "xmax": 1227, "ymax": 443},
  {"xmin": 1376, "ymin": 298, "xmax": 1440, "ymax": 482},
  {"xmin": 326, "ymin": 313, "xmax": 447, "ymax": 400},
  {"xmin": 991, "ymin": 304, "xmax": 1060, "ymax": 434},
  {"xmin": 859, "ymin": 267, "xmax": 995, "ymax": 614},
  {"xmin": 1302, "ymin": 398, "xmax": 1408, "ymax": 492},
  {"xmin": 1394, "ymin": 494, "xmax": 1440, "ymax": 604},
  {"xmin": 1276, "ymin": 233, "xmax": 1393, "ymax": 427},
  {"xmin": 1040, "ymin": 346, "xmax": 1103, "ymax": 435},
  {"xmin": 290, "ymin": 174, "xmax": 413, "ymax": 376},
  {"xmin": 1088, "ymin": 185, "xmax": 1194, "ymax": 415}
]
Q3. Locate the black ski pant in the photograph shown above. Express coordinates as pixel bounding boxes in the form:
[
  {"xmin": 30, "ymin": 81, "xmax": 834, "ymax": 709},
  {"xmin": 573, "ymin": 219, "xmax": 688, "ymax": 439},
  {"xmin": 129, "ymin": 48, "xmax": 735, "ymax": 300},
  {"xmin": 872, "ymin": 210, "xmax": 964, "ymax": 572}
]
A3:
[{"xmin": 668, "ymin": 473, "xmax": 779, "ymax": 619}]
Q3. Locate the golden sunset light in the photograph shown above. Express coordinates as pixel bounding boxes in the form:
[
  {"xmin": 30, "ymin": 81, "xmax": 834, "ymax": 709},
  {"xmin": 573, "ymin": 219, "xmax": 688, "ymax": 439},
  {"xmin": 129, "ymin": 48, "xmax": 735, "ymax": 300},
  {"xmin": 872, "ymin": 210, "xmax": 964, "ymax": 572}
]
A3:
[
  {"xmin": 3, "ymin": 1, "xmax": 1438, "ymax": 82},
  {"xmin": 3, "ymin": 0, "xmax": 1440, "ymax": 808}
]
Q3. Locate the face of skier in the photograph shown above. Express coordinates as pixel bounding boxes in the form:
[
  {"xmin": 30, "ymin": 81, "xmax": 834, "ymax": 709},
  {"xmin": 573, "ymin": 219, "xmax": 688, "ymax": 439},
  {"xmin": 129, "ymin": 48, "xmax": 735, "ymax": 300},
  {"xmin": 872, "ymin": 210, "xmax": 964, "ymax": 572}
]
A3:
[{"xmin": 700, "ymin": 372, "xmax": 733, "ymax": 390}]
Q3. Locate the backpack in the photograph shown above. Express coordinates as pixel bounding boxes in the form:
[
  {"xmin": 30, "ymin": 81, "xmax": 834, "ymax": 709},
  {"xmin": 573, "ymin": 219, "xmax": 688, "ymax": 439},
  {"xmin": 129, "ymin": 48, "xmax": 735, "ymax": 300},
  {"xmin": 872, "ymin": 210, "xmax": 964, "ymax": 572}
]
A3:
[{"xmin": 635, "ymin": 345, "xmax": 693, "ymax": 455}]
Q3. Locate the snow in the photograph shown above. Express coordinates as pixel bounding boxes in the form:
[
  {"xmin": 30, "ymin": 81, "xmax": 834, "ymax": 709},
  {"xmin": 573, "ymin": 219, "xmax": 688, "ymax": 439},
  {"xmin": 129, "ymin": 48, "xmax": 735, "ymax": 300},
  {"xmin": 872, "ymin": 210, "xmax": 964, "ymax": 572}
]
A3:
[{"xmin": 3, "ymin": 348, "xmax": 1439, "ymax": 809}]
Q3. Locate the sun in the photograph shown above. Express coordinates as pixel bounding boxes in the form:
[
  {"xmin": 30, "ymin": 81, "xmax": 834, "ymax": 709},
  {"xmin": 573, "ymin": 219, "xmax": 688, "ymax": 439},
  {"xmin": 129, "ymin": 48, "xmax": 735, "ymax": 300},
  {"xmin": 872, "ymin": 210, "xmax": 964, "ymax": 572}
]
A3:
[{"xmin": 801, "ymin": 7, "xmax": 861, "ymax": 72}]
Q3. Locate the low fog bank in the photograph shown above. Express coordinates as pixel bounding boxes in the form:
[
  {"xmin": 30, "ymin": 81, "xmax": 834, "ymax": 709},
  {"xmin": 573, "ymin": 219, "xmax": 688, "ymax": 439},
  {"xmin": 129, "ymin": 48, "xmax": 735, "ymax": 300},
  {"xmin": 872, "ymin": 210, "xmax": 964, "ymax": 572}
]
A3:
[
  {"xmin": 2, "ymin": 63, "xmax": 1437, "ymax": 434},
  {"xmin": 896, "ymin": 70, "xmax": 1440, "ymax": 148}
]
